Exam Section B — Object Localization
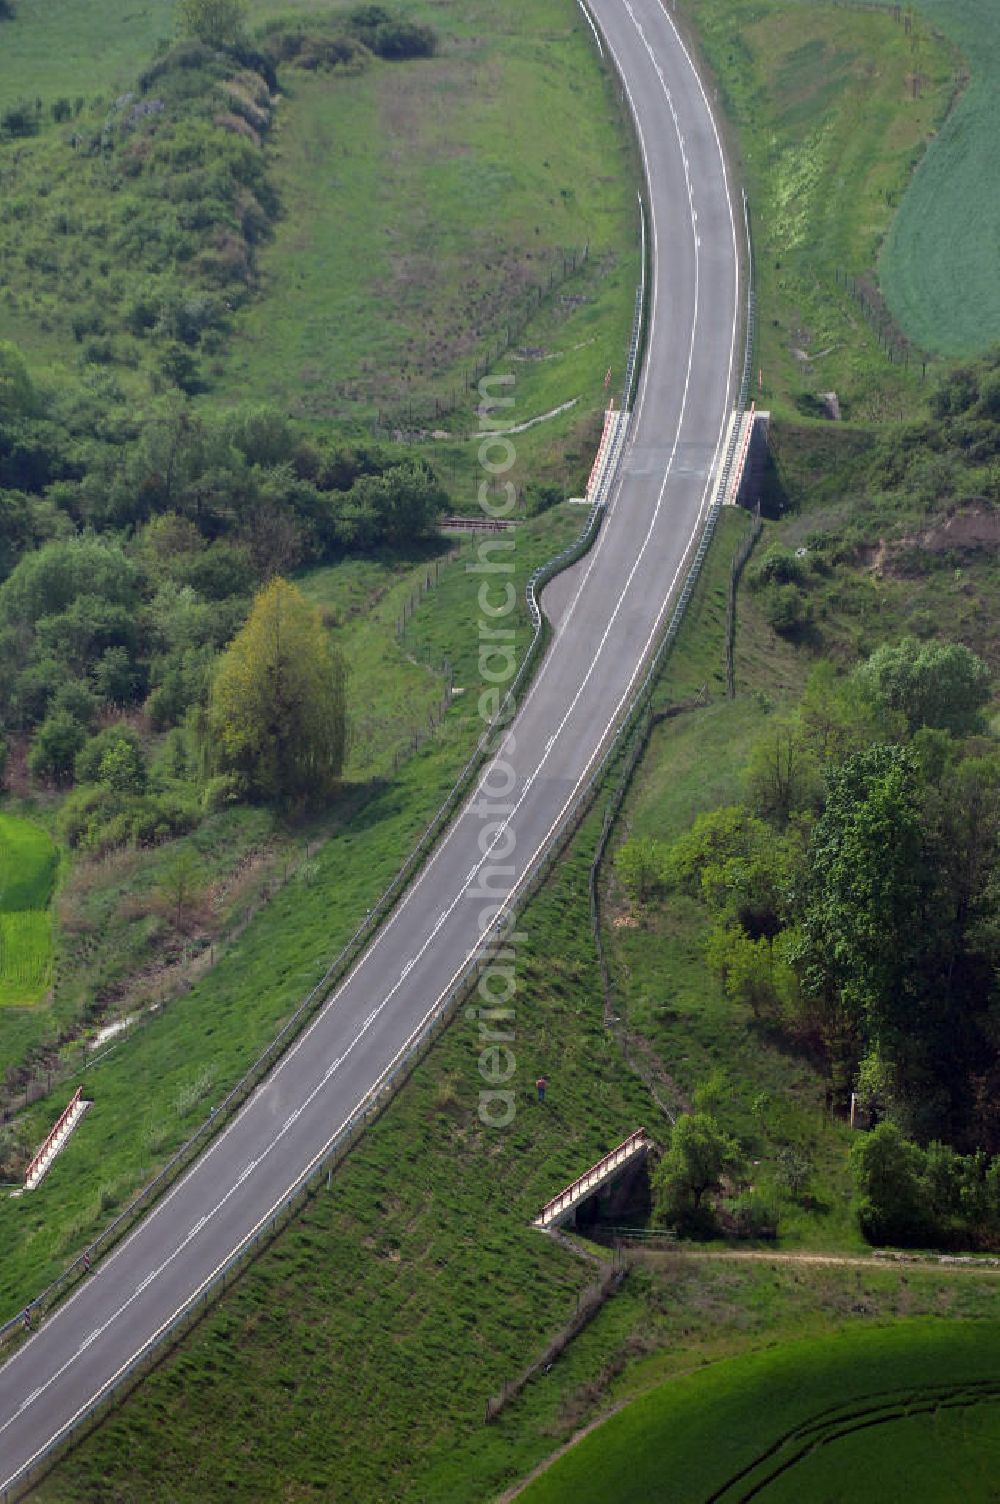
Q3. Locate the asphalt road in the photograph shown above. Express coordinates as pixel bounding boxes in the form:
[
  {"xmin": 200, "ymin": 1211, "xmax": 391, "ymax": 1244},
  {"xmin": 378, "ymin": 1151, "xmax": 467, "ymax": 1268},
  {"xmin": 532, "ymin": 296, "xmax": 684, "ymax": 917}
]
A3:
[{"xmin": 0, "ymin": 0, "xmax": 740, "ymax": 1491}]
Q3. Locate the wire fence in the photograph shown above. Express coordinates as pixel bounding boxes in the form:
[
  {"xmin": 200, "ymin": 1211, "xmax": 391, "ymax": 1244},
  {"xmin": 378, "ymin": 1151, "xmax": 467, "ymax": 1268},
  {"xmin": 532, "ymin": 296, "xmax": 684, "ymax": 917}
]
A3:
[
  {"xmin": 726, "ymin": 507, "xmax": 764, "ymax": 699},
  {"xmin": 371, "ymin": 244, "xmax": 594, "ymax": 436}
]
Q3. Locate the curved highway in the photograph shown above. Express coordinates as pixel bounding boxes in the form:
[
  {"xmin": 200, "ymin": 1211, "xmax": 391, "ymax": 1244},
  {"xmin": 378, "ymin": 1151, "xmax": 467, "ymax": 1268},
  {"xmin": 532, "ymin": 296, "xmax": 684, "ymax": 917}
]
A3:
[{"xmin": 0, "ymin": 0, "xmax": 739, "ymax": 1490}]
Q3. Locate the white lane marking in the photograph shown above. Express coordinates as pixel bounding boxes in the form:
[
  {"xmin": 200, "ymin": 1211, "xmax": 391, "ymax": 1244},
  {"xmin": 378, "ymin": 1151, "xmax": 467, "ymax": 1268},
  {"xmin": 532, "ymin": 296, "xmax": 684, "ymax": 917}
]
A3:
[
  {"xmin": 576, "ymin": 0, "xmax": 604, "ymax": 55},
  {"xmin": 135, "ymin": 1273, "xmax": 155, "ymax": 1296},
  {"xmin": 76, "ymin": 1330, "xmax": 99, "ymax": 1356},
  {"xmin": 282, "ymin": 1110, "xmax": 301, "ymax": 1133},
  {"xmin": 0, "ymin": 2, "xmax": 742, "ymax": 1481},
  {"xmin": 188, "ymin": 1217, "xmax": 207, "ymax": 1239},
  {"xmin": 400, "ymin": 960, "xmax": 415, "ymax": 980},
  {"xmin": 15, "ymin": 1389, "xmax": 41, "ymax": 1417}
]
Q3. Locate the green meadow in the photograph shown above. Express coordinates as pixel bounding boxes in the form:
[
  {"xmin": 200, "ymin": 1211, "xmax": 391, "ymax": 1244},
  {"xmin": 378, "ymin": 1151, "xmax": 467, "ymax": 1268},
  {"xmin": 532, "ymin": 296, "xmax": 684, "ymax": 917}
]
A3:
[
  {"xmin": 518, "ymin": 1319, "xmax": 1000, "ymax": 1504},
  {"xmin": 0, "ymin": 814, "xmax": 56, "ymax": 1008}
]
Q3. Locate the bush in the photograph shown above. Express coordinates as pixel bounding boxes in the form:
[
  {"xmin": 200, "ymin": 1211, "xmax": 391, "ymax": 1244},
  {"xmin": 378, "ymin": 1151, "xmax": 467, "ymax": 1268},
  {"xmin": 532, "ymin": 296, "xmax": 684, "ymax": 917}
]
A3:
[
  {"xmin": 75, "ymin": 724, "xmax": 147, "ymax": 793},
  {"xmin": 726, "ymin": 1191, "xmax": 779, "ymax": 1240},
  {"xmin": 201, "ymin": 771, "xmax": 246, "ymax": 811},
  {"xmin": 28, "ymin": 711, "xmax": 87, "ymax": 785},
  {"xmin": 347, "ymin": 6, "xmax": 436, "ymax": 58},
  {"xmin": 371, "ymin": 19, "xmax": 436, "ymax": 59},
  {"xmin": 850, "ymin": 1121, "xmax": 930, "ymax": 1246},
  {"xmin": 763, "ymin": 582, "xmax": 812, "ymax": 640},
  {"xmin": 58, "ymin": 783, "xmax": 198, "ymax": 854},
  {"xmin": 750, "ymin": 546, "xmax": 807, "ymax": 589}
]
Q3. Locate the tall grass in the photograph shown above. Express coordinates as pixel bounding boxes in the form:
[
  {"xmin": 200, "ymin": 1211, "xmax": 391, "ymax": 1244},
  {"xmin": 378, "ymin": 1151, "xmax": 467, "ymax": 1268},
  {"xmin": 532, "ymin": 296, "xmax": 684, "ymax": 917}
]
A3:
[{"xmin": 0, "ymin": 910, "xmax": 52, "ymax": 1007}]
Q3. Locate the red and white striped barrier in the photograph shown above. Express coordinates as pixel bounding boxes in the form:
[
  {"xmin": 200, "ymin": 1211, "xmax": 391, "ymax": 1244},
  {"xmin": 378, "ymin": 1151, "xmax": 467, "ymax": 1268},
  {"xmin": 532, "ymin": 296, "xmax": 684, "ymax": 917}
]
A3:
[
  {"xmin": 586, "ymin": 401, "xmax": 622, "ymax": 503},
  {"xmin": 24, "ymin": 1088, "xmax": 91, "ymax": 1191},
  {"xmin": 534, "ymin": 1128, "xmax": 652, "ymax": 1230},
  {"xmin": 724, "ymin": 400, "xmax": 757, "ymax": 506}
]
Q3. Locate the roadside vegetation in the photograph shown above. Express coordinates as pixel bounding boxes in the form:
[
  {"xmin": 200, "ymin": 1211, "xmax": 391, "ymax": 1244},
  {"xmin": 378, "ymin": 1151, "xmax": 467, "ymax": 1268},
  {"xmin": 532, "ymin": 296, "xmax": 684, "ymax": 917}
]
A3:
[
  {"xmin": 682, "ymin": 0, "xmax": 958, "ymax": 418},
  {"xmin": 0, "ymin": 0, "xmax": 631, "ymax": 1179},
  {"xmin": 9, "ymin": 0, "xmax": 1000, "ymax": 1500}
]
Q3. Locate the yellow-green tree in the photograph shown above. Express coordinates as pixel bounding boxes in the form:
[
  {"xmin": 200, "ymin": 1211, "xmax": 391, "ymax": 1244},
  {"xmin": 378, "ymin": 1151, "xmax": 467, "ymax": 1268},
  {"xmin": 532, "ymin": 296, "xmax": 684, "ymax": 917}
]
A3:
[{"xmin": 207, "ymin": 578, "xmax": 346, "ymax": 802}]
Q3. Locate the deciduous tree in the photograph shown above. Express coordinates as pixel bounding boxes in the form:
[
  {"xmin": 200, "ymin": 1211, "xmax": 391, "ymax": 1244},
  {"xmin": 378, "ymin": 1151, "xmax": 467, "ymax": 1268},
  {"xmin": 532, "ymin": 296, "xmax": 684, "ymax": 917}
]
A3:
[{"xmin": 206, "ymin": 577, "xmax": 346, "ymax": 802}]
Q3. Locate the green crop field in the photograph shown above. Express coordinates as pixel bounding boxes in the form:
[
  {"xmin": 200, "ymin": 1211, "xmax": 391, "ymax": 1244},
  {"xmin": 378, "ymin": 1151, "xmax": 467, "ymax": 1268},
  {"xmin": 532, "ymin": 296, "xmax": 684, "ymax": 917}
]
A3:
[
  {"xmin": 682, "ymin": 0, "xmax": 956, "ymax": 419},
  {"xmin": 881, "ymin": 0, "xmax": 1000, "ymax": 354},
  {"xmin": 518, "ymin": 1320, "xmax": 1000, "ymax": 1503},
  {"xmin": 0, "ymin": 812, "xmax": 57, "ymax": 912},
  {"xmin": 0, "ymin": 814, "xmax": 56, "ymax": 1007},
  {"xmin": 0, "ymin": 911, "xmax": 53, "ymax": 1008}
]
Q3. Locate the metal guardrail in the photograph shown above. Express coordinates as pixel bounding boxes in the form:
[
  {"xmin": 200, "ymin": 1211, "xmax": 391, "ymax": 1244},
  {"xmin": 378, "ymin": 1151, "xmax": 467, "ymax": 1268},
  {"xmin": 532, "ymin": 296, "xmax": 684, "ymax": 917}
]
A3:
[{"xmin": 535, "ymin": 1128, "xmax": 651, "ymax": 1228}]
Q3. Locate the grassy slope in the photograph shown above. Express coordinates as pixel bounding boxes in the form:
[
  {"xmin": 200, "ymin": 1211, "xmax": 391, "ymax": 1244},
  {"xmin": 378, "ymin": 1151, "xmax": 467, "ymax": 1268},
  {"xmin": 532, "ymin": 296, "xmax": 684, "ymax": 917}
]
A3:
[
  {"xmin": 25, "ymin": 481, "xmax": 910, "ymax": 1504},
  {"xmin": 518, "ymin": 1317, "xmax": 1000, "ymax": 1504},
  {"xmin": 11, "ymin": 0, "xmax": 992, "ymax": 1499},
  {"xmin": 682, "ymin": 0, "xmax": 955, "ymax": 420},
  {"xmin": 0, "ymin": 0, "xmax": 338, "ymax": 100},
  {"xmin": 32, "ymin": 499, "xmax": 1000, "ymax": 1502},
  {"xmin": 0, "ymin": 504, "xmax": 578, "ymax": 1309},
  {"xmin": 214, "ymin": 0, "xmax": 640, "ymax": 507},
  {"xmin": 0, "ymin": 0, "xmax": 638, "ymax": 1083},
  {"xmin": 881, "ymin": 0, "xmax": 1000, "ymax": 354}
]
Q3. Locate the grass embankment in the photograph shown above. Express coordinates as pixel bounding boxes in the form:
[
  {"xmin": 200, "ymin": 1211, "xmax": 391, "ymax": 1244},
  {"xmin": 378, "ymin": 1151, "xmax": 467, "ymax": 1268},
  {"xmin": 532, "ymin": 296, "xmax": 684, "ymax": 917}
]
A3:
[
  {"xmin": 0, "ymin": 0, "xmax": 636, "ymax": 1092},
  {"xmin": 0, "ymin": 0, "xmax": 639, "ymax": 505},
  {"xmin": 0, "ymin": 502, "xmax": 578, "ymax": 1300},
  {"xmin": 219, "ymin": 0, "xmax": 640, "ymax": 500},
  {"xmin": 601, "ymin": 511, "xmax": 865, "ymax": 1248},
  {"xmin": 518, "ymin": 1317, "xmax": 1000, "ymax": 1504},
  {"xmin": 24, "ymin": 504, "xmax": 888, "ymax": 1503},
  {"xmin": 0, "ymin": 814, "xmax": 56, "ymax": 1008},
  {"xmin": 882, "ymin": 0, "xmax": 1000, "ymax": 354},
  {"xmin": 682, "ymin": 0, "xmax": 956, "ymax": 419}
]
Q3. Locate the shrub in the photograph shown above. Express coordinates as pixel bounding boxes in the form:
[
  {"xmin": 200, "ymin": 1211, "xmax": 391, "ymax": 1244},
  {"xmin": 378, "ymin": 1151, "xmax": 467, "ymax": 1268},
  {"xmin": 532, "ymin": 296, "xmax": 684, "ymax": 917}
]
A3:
[
  {"xmin": 763, "ymin": 582, "xmax": 812, "ymax": 640},
  {"xmin": 850, "ymin": 1120, "xmax": 930, "ymax": 1246},
  {"xmin": 726, "ymin": 1191, "xmax": 779, "ymax": 1240},
  {"xmin": 371, "ymin": 19, "xmax": 436, "ymax": 59},
  {"xmin": 28, "ymin": 711, "xmax": 86, "ymax": 786},
  {"xmin": 348, "ymin": 7, "xmax": 436, "ymax": 59},
  {"xmin": 750, "ymin": 545, "xmax": 807, "ymax": 589},
  {"xmin": 75, "ymin": 725, "xmax": 147, "ymax": 793},
  {"xmin": 58, "ymin": 784, "xmax": 198, "ymax": 854}
]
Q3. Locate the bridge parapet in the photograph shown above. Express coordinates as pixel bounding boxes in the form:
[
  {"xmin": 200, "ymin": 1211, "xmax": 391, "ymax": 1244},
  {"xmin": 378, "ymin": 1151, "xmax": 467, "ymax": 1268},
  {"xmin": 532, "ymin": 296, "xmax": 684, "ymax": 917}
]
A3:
[{"xmin": 533, "ymin": 1128, "xmax": 653, "ymax": 1231}]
